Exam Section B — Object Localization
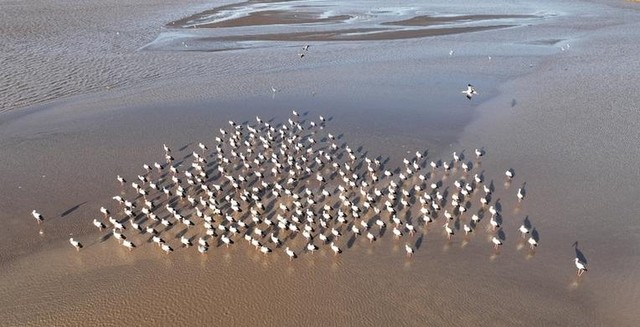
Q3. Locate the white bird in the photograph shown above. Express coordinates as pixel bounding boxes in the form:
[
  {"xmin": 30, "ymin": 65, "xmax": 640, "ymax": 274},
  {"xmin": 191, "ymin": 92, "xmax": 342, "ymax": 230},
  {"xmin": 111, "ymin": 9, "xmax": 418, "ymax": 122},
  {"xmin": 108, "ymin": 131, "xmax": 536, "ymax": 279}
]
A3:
[
  {"xmin": 475, "ymin": 148, "xmax": 484, "ymax": 158},
  {"xmin": 123, "ymin": 240, "xmax": 135, "ymax": 251},
  {"xmin": 198, "ymin": 245, "xmax": 208, "ymax": 254},
  {"xmin": 575, "ymin": 258, "xmax": 587, "ymax": 276},
  {"xmin": 93, "ymin": 219, "xmax": 106, "ymax": 230},
  {"xmin": 471, "ymin": 214, "xmax": 480, "ymax": 224},
  {"xmin": 32, "ymin": 210, "xmax": 44, "ymax": 224},
  {"xmin": 463, "ymin": 224, "xmax": 473, "ymax": 235},
  {"xmin": 527, "ymin": 237, "xmax": 538, "ymax": 249},
  {"xmin": 351, "ymin": 225, "xmax": 360, "ymax": 236},
  {"xmin": 517, "ymin": 188, "xmax": 525, "ymax": 202},
  {"xmin": 519, "ymin": 224, "xmax": 530, "ymax": 238},
  {"xmin": 161, "ymin": 243, "xmax": 173, "ymax": 254},
  {"xmin": 444, "ymin": 210, "xmax": 453, "ymax": 221},
  {"xmin": 366, "ymin": 232, "xmax": 376, "ymax": 242},
  {"xmin": 306, "ymin": 243, "xmax": 318, "ymax": 253},
  {"xmin": 69, "ymin": 238, "xmax": 82, "ymax": 251},
  {"xmin": 492, "ymin": 236, "xmax": 503, "ymax": 249},
  {"xmin": 318, "ymin": 233, "xmax": 328, "ymax": 244},
  {"xmin": 285, "ymin": 247, "xmax": 296, "ymax": 260},
  {"xmin": 221, "ymin": 235, "xmax": 232, "ymax": 247},
  {"xmin": 180, "ymin": 236, "xmax": 192, "ymax": 247},
  {"xmin": 461, "ymin": 84, "xmax": 478, "ymax": 100},
  {"xmin": 505, "ymin": 169, "xmax": 514, "ymax": 180},
  {"xmin": 330, "ymin": 242, "xmax": 342, "ymax": 255},
  {"xmin": 113, "ymin": 229, "xmax": 126, "ymax": 242},
  {"xmin": 269, "ymin": 233, "xmax": 280, "ymax": 245},
  {"xmin": 130, "ymin": 220, "xmax": 142, "ymax": 232},
  {"xmin": 260, "ymin": 245, "xmax": 271, "ymax": 254},
  {"xmin": 489, "ymin": 216, "xmax": 500, "ymax": 231},
  {"xmin": 392, "ymin": 226, "xmax": 403, "ymax": 239},
  {"xmin": 444, "ymin": 223, "xmax": 454, "ymax": 240},
  {"xmin": 405, "ymin": 243, "xmax": 414, "ymax": 257}
]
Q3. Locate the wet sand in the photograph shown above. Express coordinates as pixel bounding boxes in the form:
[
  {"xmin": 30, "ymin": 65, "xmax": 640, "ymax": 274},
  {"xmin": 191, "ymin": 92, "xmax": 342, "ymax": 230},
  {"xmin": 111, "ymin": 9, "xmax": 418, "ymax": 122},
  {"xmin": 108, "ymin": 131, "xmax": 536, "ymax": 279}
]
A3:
[{"xmin": 1, "ymin": 0, "xmax": 640, "ymax": 326}]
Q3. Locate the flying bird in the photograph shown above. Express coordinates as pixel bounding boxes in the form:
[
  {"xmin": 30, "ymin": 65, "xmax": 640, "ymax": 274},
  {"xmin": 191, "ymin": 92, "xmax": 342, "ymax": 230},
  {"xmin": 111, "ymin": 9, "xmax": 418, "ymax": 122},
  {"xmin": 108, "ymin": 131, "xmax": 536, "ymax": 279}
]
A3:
[{"xmin": 461, "ymin": 84, "xmax": 478, "ymax": 100}]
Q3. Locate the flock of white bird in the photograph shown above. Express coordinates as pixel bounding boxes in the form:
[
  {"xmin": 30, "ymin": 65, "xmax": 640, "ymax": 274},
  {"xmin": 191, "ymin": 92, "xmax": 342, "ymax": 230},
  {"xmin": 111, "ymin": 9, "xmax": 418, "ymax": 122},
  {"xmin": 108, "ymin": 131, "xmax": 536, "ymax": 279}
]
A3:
[{"xmin": 30, "ymin": 110, "xmax": 587, "ymax": 276}]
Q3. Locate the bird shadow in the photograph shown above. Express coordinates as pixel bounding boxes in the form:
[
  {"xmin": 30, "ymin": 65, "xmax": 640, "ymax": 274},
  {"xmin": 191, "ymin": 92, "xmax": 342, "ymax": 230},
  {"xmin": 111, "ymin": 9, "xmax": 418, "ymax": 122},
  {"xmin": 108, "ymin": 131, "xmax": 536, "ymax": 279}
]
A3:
[
  {"xmin": 100, "ymin": 231, "xmax": 113, "ymax": 243},
  {"xmin": 60, "ymin": 201, "xmax": 88, "ymax": 218},
  {"xmin": 573, "ymin": 241, "xmax": 588, "ymax": 264},
  {"xmin": 347, "ymin": 235, "xmax": 356, "ymax": 249},
  {"xmin": 495, "ymin": 199, "xmax": 502, "ymax": 212},
  {"xmin": 415, "ymin": 234, "xmax": 424, "ymax": 249},
  {"xmin": 494, "ymin": 213, "xmax": 503, "ymax": 226},
  {"xmin": 511, "ymin": 99, "xmax": 517, "ymax": 107},
  {"xmin": 175, "ymin": 228, "xmax": 188, "ymax": 239},
  {"xmin": 379, "ymin": 226, "xmax": 387, "ymax": 238},
  {"xmin": 531, "ymin": 228, "xmax": 539, "ymax": 241},
  {"xmin": 497, "ymin": 229, "xmax": 506, "ymax": 241}
]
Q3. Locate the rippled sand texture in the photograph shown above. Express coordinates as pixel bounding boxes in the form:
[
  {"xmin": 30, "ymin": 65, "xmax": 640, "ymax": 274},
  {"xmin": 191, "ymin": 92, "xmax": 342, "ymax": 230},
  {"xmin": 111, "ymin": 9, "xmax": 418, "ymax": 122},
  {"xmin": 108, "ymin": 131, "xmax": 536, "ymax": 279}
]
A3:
[
  {"xmin": 0, "ymin": 0, "xmax": 229, "ymax": 111},
  {"xmin": 153, "ymin": 1, "xmax": 545, "ymax": 49}
]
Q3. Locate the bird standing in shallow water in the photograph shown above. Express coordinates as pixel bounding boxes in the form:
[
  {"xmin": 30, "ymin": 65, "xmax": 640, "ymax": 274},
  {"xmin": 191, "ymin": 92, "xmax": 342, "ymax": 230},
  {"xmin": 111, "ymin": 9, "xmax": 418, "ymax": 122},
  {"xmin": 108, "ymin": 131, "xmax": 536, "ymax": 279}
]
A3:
[
  {"xmin": 93, "ymin": 219, "xmax": 106, "ymax": 231},
  {"xmin": 575, "ymin": 258, "xmax": 587, "ymax": 276},
  {"xmin": 405, "ymin": 243, "xmax": 414, "ymax": 257},
  {"xmin": 491, "ymin": 236, "xmax": 503, "ymax": 250},
  {"xmin": 32, "ymin": 210, "xmax": 43, "ymax": 224},
  {"xmin": 330, "ymin": 242, "xmax": 342, "ymax": 255},
  {"xmin": 285, "ymin": 247, "xmax": 296, "ymax": 260},
  {"xmin": 517, "ymin": 187, "xmax": 525, "ymax": 202},
  {"xmin": 519, "ymin": 224, "xmax": 530, "ymax": 238},
  {"xmin": 444, "ymin": 223, "xmax": 454, "ymax": 240},
  {"xmin": 505, "ymin": 169, "xmax": 514, "ymax": 180},
  {"xmin": 69, "ymin": 238, "xmax": 82, "ymax": 251}
]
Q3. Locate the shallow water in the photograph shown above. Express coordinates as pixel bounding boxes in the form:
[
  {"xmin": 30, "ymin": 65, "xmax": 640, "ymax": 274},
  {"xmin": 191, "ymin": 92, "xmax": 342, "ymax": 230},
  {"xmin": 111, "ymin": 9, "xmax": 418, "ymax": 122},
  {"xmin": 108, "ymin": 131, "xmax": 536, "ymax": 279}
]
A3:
[{"xmin": 151, "ymin": 0, "xmax": 552, "ymax": 50}]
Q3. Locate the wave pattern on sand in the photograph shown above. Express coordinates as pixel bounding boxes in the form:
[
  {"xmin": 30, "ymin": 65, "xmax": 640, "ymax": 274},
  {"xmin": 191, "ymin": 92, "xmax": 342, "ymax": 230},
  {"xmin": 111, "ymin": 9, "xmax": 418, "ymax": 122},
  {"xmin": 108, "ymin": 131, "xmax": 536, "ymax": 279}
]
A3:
[{"xmin": 145, "ymin": 1, "xmax": 549, "ymax": 51}]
